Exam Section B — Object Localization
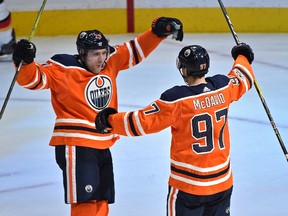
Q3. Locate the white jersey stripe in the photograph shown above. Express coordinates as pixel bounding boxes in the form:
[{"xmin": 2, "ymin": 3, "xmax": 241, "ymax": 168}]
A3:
[
  {"xmin": 134, "ymin": 111, "xmax": 146, "ymax": 135},
  {"xmin": 125, "ymin": 42, "xmax": 133, "ymax": 68},
  {"xmin": 170, "ymin": 167, "xmax": 232, "ymax": 187},
  {"xmin": 134, "ymin": 38, "xmax": 145, "ymax": 60},
  {"xmin": 22, "ymin": 67, "xmax": 40, "ymax": 88},
  {"xmin": 124, "ymin": 112, "xmax": 132, "ymax": 136},
  {"xmin": 234, "ymin": 63, "xmax": 254, "ymax": 83},
  {"xmin": 167, "ymin": 187, "xmax": 178, "ymax": 216},
  {"xmin": 56, "ymin": 118, "xmax": 95, "ymax": 127},
  {"xmin": 65, "ymin": 146, "xmax": 77, "ymax": 203},
  {"xmin": 38, "ymin": 72, "xmax": 47, "ymax": 90},
  {"xmin": 53, "ymin": 132, "xmax": 119, "ymax": 141},
  {"xmin": 171, "ymin": 156, "xmax": 230, "ymax": 173}
]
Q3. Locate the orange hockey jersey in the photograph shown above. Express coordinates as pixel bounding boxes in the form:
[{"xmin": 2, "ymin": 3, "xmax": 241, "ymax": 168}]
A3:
[
  {"xmin": 16, "ymin": 30, "xmax": 165, "ymax": 149},
  {"xmin": 109, "ymin": 55, "xmax": 255, "ymax": 195}
]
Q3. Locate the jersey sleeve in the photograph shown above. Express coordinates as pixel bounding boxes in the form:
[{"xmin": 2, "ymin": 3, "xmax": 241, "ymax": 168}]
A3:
[
  {"xmin": 108, "ymin": 29, "xmax": 166, "ymax": 73},
  {"xmin": 228, "ymin": 55, "xmax": 255, "ymax": 101},
  {"xmin": 16, "ymin": 60, "xmax": 66, "ymax": 91},
  {"xmin": 16, "ymin": 62, "xmax": 51, "ymax": 90},
  {"xmin": 109, "ymin": 99, "xmax": 173, "ymax": 136}
]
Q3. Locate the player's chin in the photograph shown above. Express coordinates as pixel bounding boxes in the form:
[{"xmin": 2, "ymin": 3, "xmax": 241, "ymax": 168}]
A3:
[{"xmin": 89, "ymin": 65, "xmax": 102, "ymax": 74}]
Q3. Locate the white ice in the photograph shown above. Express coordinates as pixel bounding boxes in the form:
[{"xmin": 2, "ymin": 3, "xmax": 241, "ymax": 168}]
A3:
[{"xmin": 0, "ymin": 33, "xmax": 288, "ymax": 216}]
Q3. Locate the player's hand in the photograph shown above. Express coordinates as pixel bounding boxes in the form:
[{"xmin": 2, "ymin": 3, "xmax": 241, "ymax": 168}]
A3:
[
  {"xmin": 13, "ymin": 39, "xmax": 36, "ymax": 67},
  {"xmin": 152, "ymin": 17, "xmax": 183, "ymax": 41},
  {"xmin": 95, "ymin": 108, "xmax": 118, "ymax": 134},
  {"xmin": 231, "ymin": 43, "xmax": 254, "ymax": 64}
]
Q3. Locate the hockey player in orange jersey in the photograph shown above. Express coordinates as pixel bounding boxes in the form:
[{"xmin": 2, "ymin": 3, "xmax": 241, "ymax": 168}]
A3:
[
  {"xmin": 95, "ymin": 43, "xmax": 255, "ymax": 216},
  {"xmin": 12, "ymin": 17, "xmax": 183, "ymax": 216}
]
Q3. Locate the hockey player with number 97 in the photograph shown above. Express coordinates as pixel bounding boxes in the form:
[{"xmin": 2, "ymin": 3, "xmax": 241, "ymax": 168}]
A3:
[
  {"xmin": 95, "ymin": 43, "xmax": 255, "ymax": 216},
  {"xmin": 12, "ymin": 17, "xmax": 183, "ymax": 216}
]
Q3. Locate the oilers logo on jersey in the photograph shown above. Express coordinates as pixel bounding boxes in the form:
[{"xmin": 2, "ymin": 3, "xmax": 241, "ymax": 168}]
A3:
[{"xmin": 85, "ymin": 75, "xmax": 112, "ymax": 111}]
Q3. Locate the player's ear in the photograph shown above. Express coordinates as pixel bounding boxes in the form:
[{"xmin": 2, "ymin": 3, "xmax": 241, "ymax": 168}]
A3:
[{"xmin": 182, "ymin": 67, "xmax": 188, "ymax": 76}]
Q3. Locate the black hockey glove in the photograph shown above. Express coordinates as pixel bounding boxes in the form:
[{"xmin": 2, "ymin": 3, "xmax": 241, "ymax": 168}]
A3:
[
  {"xmin": 13, "ymin": 39, "xmax": 36, "ymax": 67},
  {"xmin": 231, "ymin": 43, "xmax": 254, "ymax": 64},
  {"xmin": 95, "ymin": 108, "xmax": 118, "ymax": 134},
  {"xmin": 152, "ymin": 17, "xmax": 183, "ymax": 41}
]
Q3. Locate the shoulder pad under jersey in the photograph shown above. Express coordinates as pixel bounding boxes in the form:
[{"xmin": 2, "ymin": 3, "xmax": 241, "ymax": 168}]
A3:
[
  {"xmin": 160, "ymin": 75, "xmax": 230, "ymax": 102},
  {"xmin": 160, "ymin": 86, "xmax": 193, "ymax": 102},
  {"xmin": 50, "ymin": 54, "xmax": 82, "ymax": 67},
  {"xmin": 109, "ymin": 45, "xmax": 116, "ymax": 55},
  {"xmin": 205, "ymin": 74, "xmax": 230, "ymax": 89}
]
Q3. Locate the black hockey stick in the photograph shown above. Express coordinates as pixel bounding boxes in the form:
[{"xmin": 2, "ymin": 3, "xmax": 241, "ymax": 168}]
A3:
[
  {"xmin": 0, "ymin": 0, "xmax": 47, "ymax": 120},
  {"xmin": 218, "ymin": 0, "xmax": 288, "ymax": 162}
]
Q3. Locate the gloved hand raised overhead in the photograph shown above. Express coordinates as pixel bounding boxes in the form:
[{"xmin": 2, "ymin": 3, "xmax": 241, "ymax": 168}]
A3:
[
  {"xmin": 152, "ymin": 17, "xmax": 183, "ymax": 41},
  {"xmin": 231, "ymin": 43, "xmax": 254, "ymax": 64},
  {"xmin": 12, "ymin": 39, "xmax": 36, "ymax": 67}
]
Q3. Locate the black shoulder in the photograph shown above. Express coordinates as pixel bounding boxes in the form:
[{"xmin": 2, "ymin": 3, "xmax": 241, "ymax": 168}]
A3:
[
  {"xmin": 50, "ymin": 54, "xmax": 82, "ymax": 67},
  {"xmin": 160, "ymin": 86, "xmax": 191, "ymax": 102},
  {"xmin": 206, "ymin": 74, "xmax": 230, "ymax": 89},
  {"xmin": 160, "ymin": 75, "xmax": 230, "ymax": 102},
  {"xmin": 109, "ymin": 45, "xmax": 116, "ymax": 55}
]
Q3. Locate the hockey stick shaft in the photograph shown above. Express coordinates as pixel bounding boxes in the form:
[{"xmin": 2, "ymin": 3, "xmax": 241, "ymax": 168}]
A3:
[
  {"xmin": 218, "ymin": 0, "xmax": 240, "ymax": 45},
  {"xmin": 0, "ymin": 0, "xmax": 47, "ymax": 120},
  {"xmin": 218, "ymin": 0, "xmax": 288, "ymax": 161}
]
